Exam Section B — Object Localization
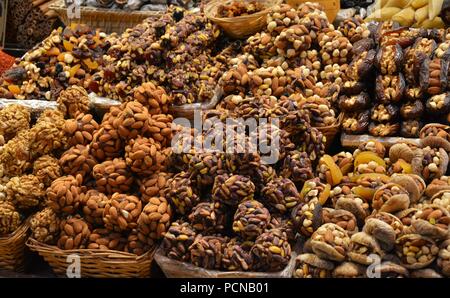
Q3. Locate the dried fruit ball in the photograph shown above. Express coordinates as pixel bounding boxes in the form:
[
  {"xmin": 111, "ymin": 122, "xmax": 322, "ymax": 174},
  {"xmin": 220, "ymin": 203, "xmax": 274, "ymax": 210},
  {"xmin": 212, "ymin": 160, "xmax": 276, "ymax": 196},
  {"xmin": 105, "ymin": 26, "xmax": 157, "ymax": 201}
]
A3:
[
  {"xmin": 33, "ymin": 155, "xmax": 62, "ymax": 187},
  {"xmin": 165, "ymin": 171, "xmax": 199, "ymax": 215},
  {"xmin": 0, "ymin": 104, "xmax": 31, "ymax": 141},
  {"xmin": 134, "ymin": 82, "xmax": 172, "ymax": 115},
  {"xmin": 64, "ymin": 113, "xmax": 99, "ymax": 147},
  {"xmin": 59, "ymin": 145, "xmax": 97, "ymax": 179},
  {"xmin": 80, "ymin": 190, "xmax": 109, "ymax": 226},
  {"xmin": 30, "ymin": 207, "xmax": 60, "ymax": 244},
  {"xmin": 57, "ymin": 216, "xmax": 92, "ymax": 250},
  {"xmin": 189, "ymin": 235, "xmax": 228, "ymax": 270},
  {"xmin": 233, "ymin": 200, "xmax": 271, "ymax": 240},
  {"xmin": 212, "ymin": 174, "xmax": 255, "ymax": 207},
  {"xmin": 0, "ymin": 201, "xmax": 21, "ymax": 235},
  {"xmin": 87, "ymin": 228, "xmax": 127, "ymax": 251},
  {"xmin": 57, "ymin": 85, "xmax": 90, "ymax": 118},
  {"xmin": 138, "ymin": 172, "xmax": 172, "ymax": 203},
  {"xmin": 92, "ymin": 158, "xmax": 134, "ymax": 195},
  {"xmin": 46, "ymin": 175, "xmax": 82, "ymax": 215},
  {"xmin": 251, "ymin": 229, "xmax": 291, "ymax": 272},
  {"xmin": 6, "ymin": 175, "xmax": 45, "ymax": 210},
  {"xmin": 103, "ymin": 193, "xmax": 142, "ymax": 232},
  {"xmin": 261, "ymin": 177, "xmax": 300, "ymax": 213},
  {"xmin": 163, "ymin": 221, "xmax": 197, "ymax": 262},
  {"xmin": 125, "ymin": 136, "xmax": 169, "ymax": 175},
  {"xmin": 188, "ymin": 201, "xmax": 227, "ymax": 234},
  {"xmin": 137, "ymin": 197, "xmax": 172, "ymax": 240}
]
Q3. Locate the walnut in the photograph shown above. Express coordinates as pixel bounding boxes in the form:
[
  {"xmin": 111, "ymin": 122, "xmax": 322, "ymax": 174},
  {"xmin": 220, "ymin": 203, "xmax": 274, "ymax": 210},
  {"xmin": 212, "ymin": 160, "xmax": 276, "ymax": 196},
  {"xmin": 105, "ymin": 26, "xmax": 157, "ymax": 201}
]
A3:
[
  {"xmin": 30, "ymin": 207, "xmax": 60, "ymax": 244},
  {"xmin": 0, "ymin": 104, "xmax": 31, "ymax": 141},
  {"xmin": 6, "ymin": 175, "xmax": 45, "ymax": 210},
  {"xmin": 0, "ymin": 132, "xmax": 32, "ymax": 176},
  {"xmin": 0, "ymin": 201, "xmax": 21, "ymax": 235},
  {"xmin": 33, "ymin": 155, "xmax": 62, "ymax": 187}
]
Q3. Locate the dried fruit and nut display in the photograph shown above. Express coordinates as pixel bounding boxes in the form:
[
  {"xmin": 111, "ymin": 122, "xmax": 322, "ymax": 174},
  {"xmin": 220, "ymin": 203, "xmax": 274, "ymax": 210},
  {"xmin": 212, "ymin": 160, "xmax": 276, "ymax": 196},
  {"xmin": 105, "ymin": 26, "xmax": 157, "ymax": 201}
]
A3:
[{"xmin": 2, "ymin": 1, "xmax": 450, "ymax": 279}]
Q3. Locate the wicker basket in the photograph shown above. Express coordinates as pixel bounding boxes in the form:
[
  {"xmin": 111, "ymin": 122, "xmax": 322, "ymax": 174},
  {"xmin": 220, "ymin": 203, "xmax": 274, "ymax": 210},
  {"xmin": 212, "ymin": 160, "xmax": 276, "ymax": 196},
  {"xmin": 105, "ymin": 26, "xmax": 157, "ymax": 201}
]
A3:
[
  {"xmin": 154, "ymin": 246, "xmax": 297, "ymax": 278},
  {"xmin": 0, "ymin": 219, "xmax": 31, "ymax": 272},
  {"xmin": 27, "ymin": 238, "xmax": 154, "ymax": 278},
  {"xmin": 204, "ymin": 0, "xmax": 282, "ymax": 39},
  {"xmin": 315, "ymin": 113, "xmax": 343, "ymax": 151},
  {"xmin": 285, "ymin": 0, "xmax": 340, "ymax": 22},
  {"xmin": 50, "ymin": 0, "xmax": 163, "ymax": 34}
]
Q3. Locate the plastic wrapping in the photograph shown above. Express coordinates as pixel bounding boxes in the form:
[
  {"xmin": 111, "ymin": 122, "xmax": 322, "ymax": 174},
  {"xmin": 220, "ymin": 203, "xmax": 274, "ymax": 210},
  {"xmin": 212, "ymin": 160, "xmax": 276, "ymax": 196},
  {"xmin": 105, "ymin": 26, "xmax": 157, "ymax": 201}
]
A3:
[
  {"xmin": 0, "ymin": 99, "xmax": 58, "ymax": 116},
  {"xmin": 154, "ymin": 241, "xmax": 300, "ymax": 278}
]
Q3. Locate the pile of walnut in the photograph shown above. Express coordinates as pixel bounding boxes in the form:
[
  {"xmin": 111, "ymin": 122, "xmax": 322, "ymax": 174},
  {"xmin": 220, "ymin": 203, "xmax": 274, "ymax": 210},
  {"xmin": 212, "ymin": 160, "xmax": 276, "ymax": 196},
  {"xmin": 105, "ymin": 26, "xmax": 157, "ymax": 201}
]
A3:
[
  {"xmin": 88, "ymin": 6, "xmax": 231, "ymax": 105},
  {"xmin": 218, "ymin": 3, "xmax": 353, "ymax": 129},
  {"xmin": 341, "ymin": 21, "xmax": 450, "ymax": 137},
  {"xmin": 0, "ymin": 104, "xmax": 68, "ymax": 237},
  {"xmin": 0, "ymin": 24, "xmax": 109, "ymax": 100},
  {"xmin": 293, "ymin": 134, "xmax": 450, "ymax": 278}
]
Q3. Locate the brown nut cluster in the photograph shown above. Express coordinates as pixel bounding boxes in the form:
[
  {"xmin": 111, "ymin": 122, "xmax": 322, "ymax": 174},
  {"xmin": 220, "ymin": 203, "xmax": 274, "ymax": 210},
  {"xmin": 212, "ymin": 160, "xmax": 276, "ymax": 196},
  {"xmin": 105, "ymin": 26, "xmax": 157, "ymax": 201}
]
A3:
[
  {"xmin": 251, "ymin": 229, "xmax": 291, "ymax": 272},
  {"xmin": 232, "ymin": 200, "xmax": 271, "ymax": 240},
  {"xmin": 411, "ymin": 205, "xmax": 450, "ymax": 240},
  {"xmin": 64, "ymin": 113, "xmax": 99, "ymax": 147},
  {"xmin": 57, "ymin": 86, "xmax": 90, "ymax": 118},
  {"xmin": 368, "ymin": 122, "xmax": 400, "ymax": 137},
  {"xmin": 87, "ymin": 228, "xmax": 127, "ymax": 251},
  {"xmin": 0, "ymin": 104, "xmax": 31, "ymax": 142},
  {"xmin": 318, "ymin": 30, "xmax": 353, "ymax": 66},
  {"xmin": 103, "ymin": 193, "xmax": 142, "ymax": 232},
  {"xmin": 33, "ymin": 155, "xmax": 62, "ymax": 188},
  {"xmin": 28, "ymin": 110, "xmax": 68, "ymax": 158},
  {"xmin": 80, "ymin": 190, "xmax": 109, "ymax": 226},
  {"xmin": 293, "ymin": 253, "xmax": 334, "ymax": 278},
  {"xmin": 59, "ymin": 145, "xmax": 97, "ymax": 179},
  {"xmin": 370, "ymin": 103, "xmax": 400, "ymax": 123},
  {"xmin": 6, "ymin": 175, "xmax": 45, "ymax": 210},
  {"xmin": 125, "ymin": 136, "xmax": 169, "ymax": 175},
  {"xmin": 30, "ymin": 207, "xmax": 60, "ymax": 244},
  {"xmin": 133, "ymin": 82, "xmax": 173, "ymax": 115},
  {"xmin": 437, "ymin": 239, "xmax": 450, "ymax": 277},
  {"xmin": 291, "ymin": 198, "xmax": 320, "ymax": 237},
  {"xmin": 338, "ymin": 16, "xmax": 371, "ymax": 43},
  {"xmin": 348, "ymin": 232, "xmax": 383, "ymax": 265},
  {"xmin": 310, "ymin": 223, "xmax": 352, "ymax": 262},
  {"xmin": 124, "ymin": 230, "xmax": 155, "ymax": 256},
  {"xmin": 372, "ymin": 183, "xmax": 409, "ymax": 213},
  {"xmin": 426, "ymin": 93, "xmax": 450, "ymax": 115},
  {"xmin": 189, "ymin": 235, "xmax": 228, "ymax": 270},
  {"xmin": 162, "ymin": 221, "xmax": 197, "ymax": 262},
  {"xmin": 112, "ymin": 101, "xmax": 150, "ymax": 141},
  {"xmin": 395, "ymin": 234, "xmax": 439, "ymax": 269},
  {"xmin": 188, "ymin": 201, "xmax": 227, "ymax": 234},
  {"xmin": 137, "ymin": 197, "xmax": 172, "ymax": 240},
  {"xmin": 280, "ymin": 150, "xmax": 314, "ymax": 186},
  {"xmin": 222, "ymin": 239, "xmax": 254, "ymax": 271},
  {"xmin": 0, "ymin": 201, "xmax": 21, "ymax": 235},
  {"xmin": 262, "ymin": 177, "xmax": 300, "ymax": 213},
  {"xmin": 146, "ymin": 114, "xmax": 173, "ymax": 147},
  {"xmin": 138, "ymin": 172, "xmax": 172, "ymax": 203},
  {"xmin": 212, "ymin": 174, "xmax": 255, "ymax": 207},
  {"xmin": 92, "ymin": 158, "xmax": 134, "ymax": 194},
  {"xmin": 57, "ymin": 216, "xmax": 92, "ymax": 250},
  {"xmin": 342, "ymin": 111, "xmax": 370, "ymax": 134},
  {"xmin": 165, "ymin": 171, "xmax": 199, "ymax": 215},
  {"xmin": 420, "ymin": 56, "xmax": 449, "ymax": 96},
  {"xmin": 46, "ymin": 175, "xmax": 82, "ymax": 215},
  {"xmin": 0, "ymin": 132, "xmax": 32, "ymax": 176},
  {"xmin": 298, "ymin": 96, "xmax": 337, "ymax": 127}
]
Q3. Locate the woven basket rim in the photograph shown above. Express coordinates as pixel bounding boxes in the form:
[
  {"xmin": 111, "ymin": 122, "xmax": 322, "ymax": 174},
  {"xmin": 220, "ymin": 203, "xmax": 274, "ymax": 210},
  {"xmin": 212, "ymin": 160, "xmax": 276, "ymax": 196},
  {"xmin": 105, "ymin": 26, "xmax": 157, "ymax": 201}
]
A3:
[
  {"xmin": 205, "ymin": 0, "xmax": 281, "ymax": 23},
  {"xmin": 0, "ymin": 218, "xmax": 30, "ymax": 242},
  {"xmin": 27, "ymin": 238, "xmax": 154, "ymax": 261},
  {"xmin": 50, "ymin": 0, "xmax": 164, "ymax": 16}
]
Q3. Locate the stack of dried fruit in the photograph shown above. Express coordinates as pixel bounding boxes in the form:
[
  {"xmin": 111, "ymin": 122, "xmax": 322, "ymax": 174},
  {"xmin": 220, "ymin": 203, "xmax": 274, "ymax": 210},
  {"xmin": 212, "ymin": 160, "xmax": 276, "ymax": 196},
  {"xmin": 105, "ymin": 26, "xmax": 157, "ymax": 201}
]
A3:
[
  {"xmin": 87, "ymin": 6, "xmax": 230, "ymax": 105},
  {"xmin": 219, "ymin": 3, "xmax": 346, "ymax": 129},
  {"xmin": 0, "ymin": 24, "xmax": 109, "ymax": 100},
  {"xmin": 291, "ymin": 136, "xmax": 450, "ymax": 278},
  {"xmin": 342, "ymin": 20, "xmax": 450, "ymax": 137}
]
